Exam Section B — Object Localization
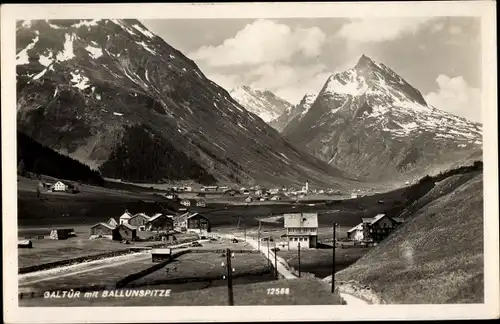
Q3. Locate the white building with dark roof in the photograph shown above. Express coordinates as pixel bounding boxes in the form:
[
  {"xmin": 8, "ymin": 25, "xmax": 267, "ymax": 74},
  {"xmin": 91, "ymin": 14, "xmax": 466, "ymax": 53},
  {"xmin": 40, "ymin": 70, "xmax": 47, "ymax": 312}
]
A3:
[
  {"xmin": 284, "ymin": 213, "xmax": 318, "ymax": 250},
  {"xmin": 119, "ymin": 210, "xmax": 133, "ymax": 225}
]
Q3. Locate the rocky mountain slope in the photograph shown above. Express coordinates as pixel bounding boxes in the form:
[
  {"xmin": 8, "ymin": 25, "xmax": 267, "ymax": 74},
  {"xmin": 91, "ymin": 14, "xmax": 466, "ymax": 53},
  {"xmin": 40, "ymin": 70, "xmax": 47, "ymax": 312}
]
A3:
[
  {"xmin": 283, "ymin": 55, "xmax": 483, "ymax": 181},
  {"xmin": 279, "ymin": 93, "xmax": 318, "ymax": 134},
  {"xmin": 15, "ymin": 19, "xmax": 348, "ymax": 187},
  {"xmin": 229, "ymin": 86, "xmax": 293, "ymax": 127}
]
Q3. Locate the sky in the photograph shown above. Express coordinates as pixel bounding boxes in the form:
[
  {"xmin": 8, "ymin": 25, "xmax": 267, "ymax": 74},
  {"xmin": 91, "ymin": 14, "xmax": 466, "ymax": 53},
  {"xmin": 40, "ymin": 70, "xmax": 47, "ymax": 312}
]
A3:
[{"xmin": 141, "ymin": 17, "xmax": 482, "ymax": 123}]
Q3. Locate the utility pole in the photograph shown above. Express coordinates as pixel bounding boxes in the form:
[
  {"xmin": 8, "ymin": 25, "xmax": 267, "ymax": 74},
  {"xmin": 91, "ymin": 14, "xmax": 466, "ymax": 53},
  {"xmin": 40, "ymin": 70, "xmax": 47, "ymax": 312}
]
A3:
[
  {"xmin": 267, "ymin": 239, "xmax": 270, "ymax": 266},
  {"xmin": 244, "ymin": 226, "xmax": 246, "ymax": 242},
  {"xmin": 274, "ymin": 242, "xmax": 278, "ymax": 279},
  {"xmin": 331, "ymin": 222, "xmax": 337, "ymax": 293},
  {"xmin": 236, "ymin": 216, "xmax": 240, "ymax": 231},
  {"xmin": 226, "ymin": 248, "xmax": 234, "ymax": 305},
  {"xmin": 298, "ymin": 242, "xmax": 301, "ymax": 278},
  {"xmin": 257, "ymin": 219, "xmax": 261, "ymax": 251}
]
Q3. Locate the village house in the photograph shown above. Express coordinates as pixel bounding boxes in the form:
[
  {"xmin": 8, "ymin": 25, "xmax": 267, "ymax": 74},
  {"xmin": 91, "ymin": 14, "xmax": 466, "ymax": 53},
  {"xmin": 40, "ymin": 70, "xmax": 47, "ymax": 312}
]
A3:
[
  {"xmin": 196, "ymin": 199, "xmax": 207, "ymax": 207},
  {"xmin": 174, "ymin": 212, "xmax": 190, "ymax": 232},
  {"xmin": 180, "ymin": 199, "xmax": 197, "ymax": 207},
  {"xmin": 284, "ymin": 213, "xmax": 318, "ymax": 250},
  {"xmin": 128, "ymin": 213, "xmax": 152, "ymax": 231},
  {"xmin": 201, "ymin": 186, "xmax": 218, "ymax": 192},
  {"xmin": 90, "ymin": 222, "xmax": 115, "ymax": 237},
  {"xmin": 113, "ymin": 223, "xmax": 137, "ymax": 241},
  {"xmin": 49, "ymin": 228, "xmax": 76, "ymax": 240},
  {"xmin": 245, "ymin": 196, "xmax": 253, "ymax": 203},
  {"xmin": 51, "ymin": 181, "xmax": 68, "ymax": 192},
  {"xmin": 346, "ymin": 223, "xmax": 364, "ymax": 242},
  {"xmin": 165, "ymin": 193, "xmax": 179, "ymax": 200},
  {"xmin": 348, "ymin": 214, "xmax": 403, "ymax": 243},
  {"xmin": 270, "ymin": 195, "xmax": 281, "ymax": 201},
  {"xmin": 119, "ymin": 210, "xmax": 133, "ymax": 225},
  {"xmin": 107, "ymin": 218, "xmax": 118, "ymax": 227},
  {"xmin": 186, "ymin": 213, "xmax": 211, "ymax": 234},
  {"xmin": 146, "ymin": 213, "xmax": 174, "ymax": 232}
]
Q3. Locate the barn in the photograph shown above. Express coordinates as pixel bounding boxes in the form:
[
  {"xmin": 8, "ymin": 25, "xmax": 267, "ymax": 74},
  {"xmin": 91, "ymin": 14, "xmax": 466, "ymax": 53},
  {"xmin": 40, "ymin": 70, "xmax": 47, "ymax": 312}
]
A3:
[
  {"xmin": 112, "ymin": 223, "xmax": 137, "ymax": 241},
  {"xmin": 129, "ymin": 213, "xmax": 151, "ymax": 230},
  {"xmin": 90, "ymin": 223, "xmax": 115, "ymax": 236},
  {"xmin": 49, "ymin": 228, "xmax": 76, "ymax": 240},
  {"xmin": 146, "ymin": 214, "xmax": 174, "ymax": 232},
  {"xmin": 187, "ymin": 213, "xmax": 211, "ymax": 234}
]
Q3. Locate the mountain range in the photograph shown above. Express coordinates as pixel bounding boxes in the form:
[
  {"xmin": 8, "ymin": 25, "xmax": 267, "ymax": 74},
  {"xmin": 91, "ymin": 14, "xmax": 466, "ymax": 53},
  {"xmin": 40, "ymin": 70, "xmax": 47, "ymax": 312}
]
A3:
[
  {"xmin": 282, "ymin": 55, "xmax": 483, "ymax": 180},
  {"xmin": 15, "ymin": 19, "xmax": 348, "ymax": 188}
]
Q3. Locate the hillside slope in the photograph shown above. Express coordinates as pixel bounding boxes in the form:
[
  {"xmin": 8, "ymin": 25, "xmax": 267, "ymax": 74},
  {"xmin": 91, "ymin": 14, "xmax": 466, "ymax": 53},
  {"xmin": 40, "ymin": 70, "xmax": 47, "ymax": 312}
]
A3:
[
  {"xmin": 331, "ymin": 170, "xmax": 483, "ymax": 304},
  {"xmin": 15, "ymin": 19, "xmax": 348, "ymax": 187},
  {"xmin": 284, "ymin": 55, "xmax": 482, "ymax": 181}
]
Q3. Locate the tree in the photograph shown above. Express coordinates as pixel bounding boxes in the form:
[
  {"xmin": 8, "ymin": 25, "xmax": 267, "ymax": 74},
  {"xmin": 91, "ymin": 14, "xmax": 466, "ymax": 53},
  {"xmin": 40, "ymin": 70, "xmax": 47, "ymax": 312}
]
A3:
[
  {"xmin": 32, "ymin": 158, "xmax": 41, "ymax": 179},
  {"xmin": 18, "ymin": 159, "xmax": 25, "ymax": 176}
]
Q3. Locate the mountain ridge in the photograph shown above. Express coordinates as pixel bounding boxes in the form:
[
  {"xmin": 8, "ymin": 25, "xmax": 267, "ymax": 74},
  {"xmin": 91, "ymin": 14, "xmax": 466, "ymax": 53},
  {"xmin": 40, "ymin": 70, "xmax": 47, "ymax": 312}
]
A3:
[
  {"xmin": 15, "ymin": 19, "xmax": 350, "ymax": 188},
  {"xmin": 284, "ymin": 54, "xmax": 482, "ymax": 181}
]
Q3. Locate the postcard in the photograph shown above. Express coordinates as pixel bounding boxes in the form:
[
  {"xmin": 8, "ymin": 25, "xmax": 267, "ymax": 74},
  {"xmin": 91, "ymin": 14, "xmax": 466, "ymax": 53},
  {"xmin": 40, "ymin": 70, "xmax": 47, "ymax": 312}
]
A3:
[{"xmin": 2, "ymin": 1, "xmax": 498, "ymax": 322}]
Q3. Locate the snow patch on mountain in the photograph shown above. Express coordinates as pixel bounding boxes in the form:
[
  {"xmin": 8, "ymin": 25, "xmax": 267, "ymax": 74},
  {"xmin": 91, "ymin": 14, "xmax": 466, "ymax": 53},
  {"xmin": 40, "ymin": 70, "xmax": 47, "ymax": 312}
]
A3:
[
  {"xmin": 132, "ymin": 24, "xmax": 155, "ymax": 38},
  {"xmin": 56, "ymin": 34, "xmax": 76, "ymax": 62},
  {"xmin": 72, "ymin": 19, "xmax": 101, "ymax": 28},
  {"xmin": 324, "ymin": 70, "xmax": 369, "ymax": 96},
  {"xmin": 85, "ymin": 45, "xmax": 103, "ymax": 59},
  {"xmin": 21, "ymin": 20, "xmax": 32, "ymax": 28},
  {"xmin": 135, "ymin": 41, "xmax": 156, "ymax": 55},
  {"xmin": 38, "ymin": 51, "xmax": 54, "ymax": 67},
  {"xmin": 110, "ymin": 19, "xmax": 138, "ymax": 36},
  {"xmin": 16, "ymin": 35, "xmax": 39, "ymax": 65},
  {"xmin": 70, "ymin": 71, "xmax": 90, "ymax": 90},
  {"xmin": 32, "ymin": 68, "xmax": 48, "ymax": 81}
]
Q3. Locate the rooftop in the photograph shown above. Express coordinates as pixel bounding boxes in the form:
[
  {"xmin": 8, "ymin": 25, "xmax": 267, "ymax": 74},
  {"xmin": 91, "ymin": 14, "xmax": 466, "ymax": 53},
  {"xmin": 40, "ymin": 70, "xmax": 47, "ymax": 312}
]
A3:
[{"xmin": 284, "ymin": 213, "xmax": 318, "ymax": 228}]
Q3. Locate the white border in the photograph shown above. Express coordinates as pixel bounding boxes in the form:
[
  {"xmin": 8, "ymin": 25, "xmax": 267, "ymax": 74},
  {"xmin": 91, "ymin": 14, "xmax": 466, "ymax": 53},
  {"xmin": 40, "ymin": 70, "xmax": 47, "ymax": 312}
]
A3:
[{"xmin": 2, "ymin": 2, "xmax": 498, "ymax": 322}]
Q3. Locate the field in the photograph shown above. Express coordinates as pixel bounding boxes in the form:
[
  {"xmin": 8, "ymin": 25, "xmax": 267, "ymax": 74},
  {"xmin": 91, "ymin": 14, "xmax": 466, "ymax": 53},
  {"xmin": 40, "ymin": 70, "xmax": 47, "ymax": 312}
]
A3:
[
  {"xmin": 19, "ymin": 253, "xmax": 153, "ymax": 292},
  {"xmin": 20, "ymin": 278, "xmax": 345, "ymax": 306},
  {"xmin": 127, "ymin": 249, "xmax": 271, "ymax": 288},
  {"xmin": 278, "ymin": 247, "xmax": 370, "ymax": 279},
  {"xmin": 334, "ymin": 171, "xmax": 484, "ymax": 304}
]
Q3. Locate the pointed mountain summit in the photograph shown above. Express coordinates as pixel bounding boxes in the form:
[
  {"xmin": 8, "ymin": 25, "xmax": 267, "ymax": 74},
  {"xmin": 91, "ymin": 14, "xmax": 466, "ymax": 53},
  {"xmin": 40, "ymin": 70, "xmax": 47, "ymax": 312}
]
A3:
[
  {"xmin": 284, "ymin": 55, "xmax": 482, "ymax": 181},
  {"xmin": 15, "ymin": 19, "xmax": 347, "ymax": 187}
]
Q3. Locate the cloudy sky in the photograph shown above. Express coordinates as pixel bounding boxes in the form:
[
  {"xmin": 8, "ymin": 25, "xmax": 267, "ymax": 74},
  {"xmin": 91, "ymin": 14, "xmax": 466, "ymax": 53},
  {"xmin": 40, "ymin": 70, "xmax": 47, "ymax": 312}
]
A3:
[{"xmin": 141, "ymin": 17, "xmax": 482, "ymax": 123}]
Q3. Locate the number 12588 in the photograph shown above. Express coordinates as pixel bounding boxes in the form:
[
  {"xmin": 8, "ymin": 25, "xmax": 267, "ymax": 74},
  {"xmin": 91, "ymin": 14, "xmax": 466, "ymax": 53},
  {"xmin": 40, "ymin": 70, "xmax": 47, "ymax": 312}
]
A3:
[{"xmin": 267, "ymin": 288, "xmax": 290, "ymax": 295}]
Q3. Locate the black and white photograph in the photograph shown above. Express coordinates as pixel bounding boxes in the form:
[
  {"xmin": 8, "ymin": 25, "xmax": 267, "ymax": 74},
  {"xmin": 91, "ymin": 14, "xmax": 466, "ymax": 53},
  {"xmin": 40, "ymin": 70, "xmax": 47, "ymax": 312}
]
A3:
[{"xmin": 2, "ymin": 2, "xmax": 498, "ymax": 322}]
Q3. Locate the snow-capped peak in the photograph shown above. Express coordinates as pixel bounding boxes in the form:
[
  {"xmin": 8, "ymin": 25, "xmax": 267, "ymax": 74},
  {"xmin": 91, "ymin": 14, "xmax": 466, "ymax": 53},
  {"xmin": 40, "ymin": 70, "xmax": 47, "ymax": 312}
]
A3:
[
  {"xmin": 284, "ymin": 55, "xmax": 483, "ymax": 180},
  {"xmin": 230, "ymin": 86, "xmax": 293, "ymax": 123}
]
